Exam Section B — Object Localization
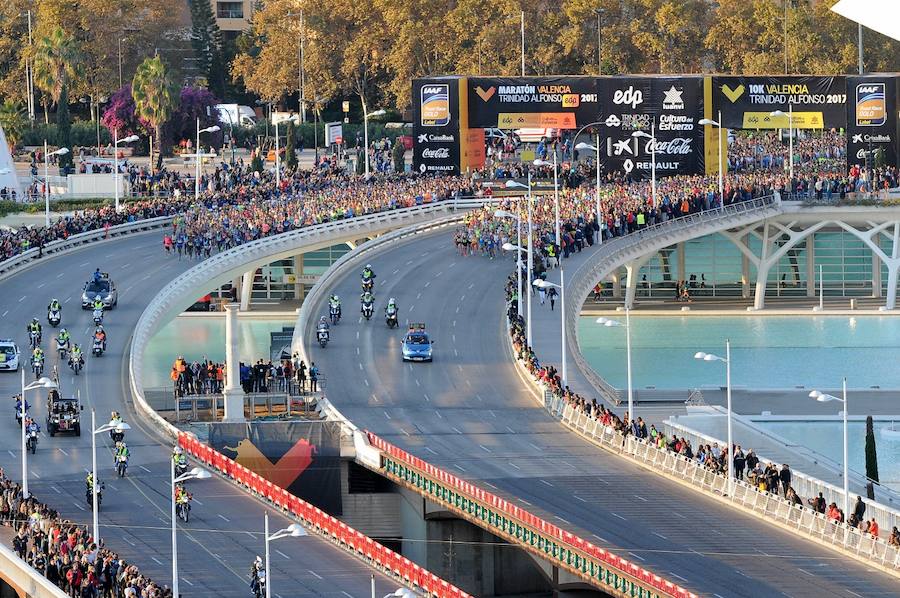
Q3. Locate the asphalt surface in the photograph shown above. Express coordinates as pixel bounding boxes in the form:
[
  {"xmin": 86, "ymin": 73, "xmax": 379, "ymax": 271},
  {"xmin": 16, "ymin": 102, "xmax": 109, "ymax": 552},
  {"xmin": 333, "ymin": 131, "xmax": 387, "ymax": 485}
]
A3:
[
  {"xmin": 0, "ymin": 233, "xmax": 398, "ymax": 597},
  {"xmin": 306, "ymin": 229, "xmax": 900, "ymax": 598}
]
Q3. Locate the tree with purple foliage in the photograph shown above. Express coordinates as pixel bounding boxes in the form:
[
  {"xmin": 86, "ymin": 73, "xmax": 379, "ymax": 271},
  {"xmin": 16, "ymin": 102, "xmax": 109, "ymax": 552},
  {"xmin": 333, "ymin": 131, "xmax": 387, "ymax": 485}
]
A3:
[
  {"xmin": 169, "ymin": 86, "xmax": 223, "ymax": 149},
  {"xmin": 101, "ymin": 85, "xmax": 148, "ymax": 138}
]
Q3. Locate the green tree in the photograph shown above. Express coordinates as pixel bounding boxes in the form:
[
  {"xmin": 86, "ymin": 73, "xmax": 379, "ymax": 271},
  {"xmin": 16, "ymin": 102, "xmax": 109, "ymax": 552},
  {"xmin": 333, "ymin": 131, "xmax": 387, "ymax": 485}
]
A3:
[
  {"xmin": 189, "ymin": 0, "xmax": 226, "ymax": 97},
  {"xmin": 132, "ymin": 56, "xmax": 179, "ymax": 167},
  {"xmin": 284, "ymin": 120, "xmax": 297, "ymax": 170},
  {"xmin": 32, "ymin": 26, "xmax": 81, "ymax": 106},
  {"xmin": 0, "ymin": 100, "xmax": 27, "ymax": 150},
  {"xmin": 56, "ymin": 86, "xmax": 72, "ymax": 172}
]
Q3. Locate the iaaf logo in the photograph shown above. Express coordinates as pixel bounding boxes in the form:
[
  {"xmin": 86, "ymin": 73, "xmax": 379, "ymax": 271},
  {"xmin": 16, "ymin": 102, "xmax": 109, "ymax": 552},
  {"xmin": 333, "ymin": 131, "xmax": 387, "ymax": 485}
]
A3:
[
  {"xmin": 645, "ymin": 137, "xmax": 692, "ymax": 155},
  {"xmin": 858, "ymin": 86, "xmax": 881, "ymax": 94},
  {"xmin": 421, "ymin": 147, "xmax": 451, "ymax": 159},
  {"xmin": 613, "ymin": 86, "xmax": 643, "ymax": 109},
  {"xmin": 417, "ymin": 133, "xmax": 454, "ymax": 143},
  {"xmin": 422, "ymin": 86, "xmax": 444, "ymax": 95}
]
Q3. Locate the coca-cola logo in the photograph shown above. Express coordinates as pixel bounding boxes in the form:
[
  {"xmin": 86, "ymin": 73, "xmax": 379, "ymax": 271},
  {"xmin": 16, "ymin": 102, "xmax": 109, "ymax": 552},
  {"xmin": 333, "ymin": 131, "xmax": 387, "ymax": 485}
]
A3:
[
  {"xmin": 644, "ymin": 138, "xmax": 692, "ymax": 155},
  {"xmin": 613, "ymin": 86, "xmax": 643, "ymax": 109},
  {"xmin": 421, "ymin": 147, "xmax": 451, "ymax": 159}
]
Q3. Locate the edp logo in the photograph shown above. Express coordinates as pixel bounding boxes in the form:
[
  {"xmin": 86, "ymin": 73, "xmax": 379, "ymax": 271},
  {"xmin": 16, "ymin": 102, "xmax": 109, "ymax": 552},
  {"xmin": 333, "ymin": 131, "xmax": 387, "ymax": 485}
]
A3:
[{"xmin": 613, "ymin": 86, "xmax": 643, "ymax": 109}]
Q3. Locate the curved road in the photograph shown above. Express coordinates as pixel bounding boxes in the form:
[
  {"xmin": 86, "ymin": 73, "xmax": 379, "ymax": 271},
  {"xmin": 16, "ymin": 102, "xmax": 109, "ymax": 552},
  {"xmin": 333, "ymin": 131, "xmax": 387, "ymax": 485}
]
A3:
[
  {"xmin": 306, "ymin": 228, "xmax": 900, "ymax": 598},
  {"xmin": 0, "ymin": 232, "xmax": 398, "ymax": 597}
]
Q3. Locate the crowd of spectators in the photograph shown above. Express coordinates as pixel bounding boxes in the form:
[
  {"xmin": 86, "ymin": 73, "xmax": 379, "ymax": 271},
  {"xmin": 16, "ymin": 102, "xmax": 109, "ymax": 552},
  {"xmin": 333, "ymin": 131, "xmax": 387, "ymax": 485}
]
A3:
[
  {"xmin": 170, "ymin": 355, "xmax": 322, "ymax": 396},
  {"xmin": 2, "ymin": 468, "xmax": 169, "ymax": 597}
]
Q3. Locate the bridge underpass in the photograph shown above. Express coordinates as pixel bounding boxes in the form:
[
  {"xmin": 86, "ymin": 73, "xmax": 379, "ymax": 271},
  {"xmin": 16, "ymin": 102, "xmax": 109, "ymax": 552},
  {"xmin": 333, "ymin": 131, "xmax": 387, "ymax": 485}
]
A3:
[{"xmin": 296, "ymin": 215, "xmax": 900, "ymax": 597}]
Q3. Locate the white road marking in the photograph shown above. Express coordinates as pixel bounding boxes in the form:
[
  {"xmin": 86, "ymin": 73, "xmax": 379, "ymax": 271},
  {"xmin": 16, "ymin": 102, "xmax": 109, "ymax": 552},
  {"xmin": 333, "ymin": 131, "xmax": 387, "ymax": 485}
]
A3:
[
  {"xmin": 453, "ymin": 348, "xmax": 458, "ymax": 356},
  {"xmin": 540, "ymin": 480, "xmax": 553, "ymax": 487},
  {"xmin": 508, "ymin": 462, "xmax": 520, "ymax": 470},
  {"xmin": 7, "ymin": 450, "xmax": 15, "ymax": 458},
  {"xmin": 18, "ymin": 296, "xmax": 26, "ymax": 302},
  {"xmin": 467, "ymin": 283, "xmax": 474, "ymax": 289},
  {"xmin": 217, "ymin": 514, "xmax": 230, "ymax": 522},
  {"xmin": 180, "ymin": 578, "xmax": 194, "ymax": 587},
  {"xmin": 459, "ymin": 294, "xmax": 465, "ymax": 302},
  {"xmin": 56, "ymin": 272, "xmax": 64, "ymax": 278},
  {"xmin": 193, "ymin": 499, "xmax": 203, "ymax": 506},
  {"xmin": 452, "ymin": 334, "xmax": 456, "ymax": 343},
  {"xmin": 409, "ymin": 305, "xmax": 414, "ymax": 312},
  {"xmin": 484, "ymin": 482, "xmax": 499, "ymax": 490},
  {"xmin": 73, "ymin": 502, "xmax": 85, "ymax": 511},
  {"xmin": 358, "ymin": 363, "xmax": 363, "ymax": 370},
  {"xmin": 505, "ymin": 426, "xmax": 514, "ymax": 433},
  {"xmin": 424, "ymin": 447, "xmax": 438, "ymax": 455},
  {"xmin": 364, "ymin": 378, "xmax": 369, "ymax": 386},
  {"xmin": 383, "ymin": 411, "xmax": 391, "ymax": 420},
  {"xmin": 628, "ymin": 552, "xmax": 646, "ymax": 562},
  {"xmin": 448, "ymin": 262, "xmax": 456, "ymax": 268},
  {"xmin": 356, "ymin": 347, "xmax": 360, "ymax": 355},
  {"xmin": 592, "ymin": 534, "xmax": 609, "ymax": 543},
  {"xmin": 1, "ymin": 311, "xmax": 7, "ymax": 317},
  {"xmin": 406, "ymin": 260, "xmax": 413, "ymax": 265},
  {"xmin": 308, "ymin": 569, "xmax": 322, "ymax": 578},
  {"xmin": 435, "ymin": 271, "xmax": 442, "ymax": 277},
  {"xmin": 575, "ymin": 496, "xmax": 587, "ymax": 503},
  {"xmin": 455, "ymin": 306, "xmax": 460, "ymax": 313},
  {"xmin": 32, "ymin": 472, "xmax": 40, "ymax": 479},
  {"xmin": 451, "ymin": 426, "xmax": 462, "ymax": 434},
  {"xmin": 392, "ymin": 269, "xmax": 399, "ymax": 275},
  {"xmin": 79, "ymin": 262, "xmax": 90, "ymax": 267},
  {"xmin": 139, "ymin": 465, "xmax": 151, "ymax": 473},
  {"xmin": 672, "ymin": 511, "xmax": 686, "ymax": 519},
  {"xmin": 401, "ymin": 429, "xmax": 410, "ymax": 436},
  {"xmin": 416, "ymin": 292, "xmax": 421, "ymax": 299},
  {"xmin": 488, "ymin": 410, "xmax": 497, "ymax": 418},
  {"xmin": 653, "ymin": 531, "xmax": 668, "ymax": 540},
  {"xmin": 434, "ymin": 411, "xmax": 442, "ymax": 419},
  {"xmin": 423, "ymin": 393, "xmax": 430, "ymax": 402},
  {"xmin": 51, "ymin": 486, "xmax": 61, "ymax": 494},
  {"xmin": 64, "ymin": 297, "xmax": 71, "ymax": 304},
  {"xmin": 356, "ymin": 331, "xmax": 360, "ymax": 339},
  {"xmin": 634, "ymin": 495, "xmax": 648, "ymax": 502},
  {"xmin": 151, "ymin": 557, "xmax": 164, "ymax": 565},
  {"xmin": 528, "ymin": 442, "xmax": 541, "ymax": 451},
  {"xmin": 668, "ymin": 572, "xmax": 688, "ymax": 582},
  {"xmin": 423, "ymin": 282, "xmax": 430, "ymax": 288},
  {"xmin": 475, "ymin": 394, "xmax": 483, "ymax": 402},
  {"xmin": 37, "ymin": 283, "xmax": 45, "ymax": 289},
  {"xmin": 414, "ymin": 379, "xmax": 420, "ymax": 386},
  {"xmin": 342, "ymin": 592, "xmax": 354, "ymax": 598},
  {"xmin": 122, "ymin": 536, "xmax": 136, "ymax": 546},
  {"xmin": 611, "ymin": 512, "xmax": 627, "ymax": 521},
  {"xmin": 454, "ymin": 464, "xmax": 466, "ymax": 472},
  {"xmin": 554, "ymin": 516, "xmax": 570, "ymax": 524},
  {"xmin": 452, "ymin": 320, "xmax": 456, "ymax": 327},
  {"xmin": 478, "ymin": 444, "xmax": 491, "ymax": 453},
  {"xmin": 797, "ymin": 569, "xmax": 814, "ymax": 576}
]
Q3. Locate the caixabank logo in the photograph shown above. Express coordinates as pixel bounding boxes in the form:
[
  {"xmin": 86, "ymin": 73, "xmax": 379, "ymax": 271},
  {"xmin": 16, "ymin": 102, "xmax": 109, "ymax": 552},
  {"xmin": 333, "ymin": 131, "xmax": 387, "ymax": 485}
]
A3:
[
  {"xmin": 856, "ymin": 83, "xmax": 886, "ymax": 127},
  {"xmin": 420, "ymin": 84, "xmax": 450, "ymax": 127}
]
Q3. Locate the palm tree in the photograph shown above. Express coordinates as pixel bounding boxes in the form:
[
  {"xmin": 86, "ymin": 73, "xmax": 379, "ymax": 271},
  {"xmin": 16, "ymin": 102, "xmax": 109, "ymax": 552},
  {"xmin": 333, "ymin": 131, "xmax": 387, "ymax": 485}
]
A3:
[
  {"xmin": 32, "ymin": 26, "xmax": 82, "ymax": 107},
  {"xmin": 0, "ymin": 101, "xmax": 27, "ymax": 151},
  {"xmin": 132, "ymin": 56, "xmax": 179, "ymax": 169}
]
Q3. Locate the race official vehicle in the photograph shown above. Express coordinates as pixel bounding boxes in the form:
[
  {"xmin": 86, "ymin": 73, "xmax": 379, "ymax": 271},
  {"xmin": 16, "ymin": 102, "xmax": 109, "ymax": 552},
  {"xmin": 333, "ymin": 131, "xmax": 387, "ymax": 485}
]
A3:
[
  {"xmin": 81, "ymin": 273, "xmax": 118, "ymax": 309},
  {"xmin": 401, "ymin": 323, "xmax": 433, "ymax": 362},
  {"xmin": 46, "ymin": 390, "xmax": 82, "ymax": 436},
  {"xmin": 0, "ymin": 339, "xmax": 20, "ymax": 372}
]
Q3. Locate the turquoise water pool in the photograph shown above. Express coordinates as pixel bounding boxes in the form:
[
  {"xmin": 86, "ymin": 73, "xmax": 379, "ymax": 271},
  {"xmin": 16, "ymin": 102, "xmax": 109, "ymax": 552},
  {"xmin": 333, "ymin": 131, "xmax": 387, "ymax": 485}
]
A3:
[
  {"xmin": 142, "ymin": 317, "xmax": 293, "ymax": 388},
  {"xmin": 578, "ymin": 315, "xmax": 900, "ymax": 389}
]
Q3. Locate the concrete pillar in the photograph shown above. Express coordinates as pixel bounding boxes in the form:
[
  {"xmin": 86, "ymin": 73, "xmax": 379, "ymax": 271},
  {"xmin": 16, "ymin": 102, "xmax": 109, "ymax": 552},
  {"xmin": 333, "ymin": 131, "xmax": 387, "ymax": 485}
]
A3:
[
  {"xmin": 887, "ymin": 265, "xmax": 899, "ymax": 310},
  {"xmin": 624, "ymin": 255, "xmax": 652, "ymax": 310},
  {"xmin": 741, "ymin": 242, "xmax": 750, "ymax": 299},
  {"xmin": 293, "ymin": 256, "xmax": 304, "ymax": 301},
  {"xmin": 611, "ymin": 271, "xmax": 622, "ymax": 299},
  {"xmin": 239, "ymin": 270, "xmax": 254, "ymax": 311},
  {"xmin": 223, "ymin": 303, "xmax": 245, "ymax": 422},
  {"xmin": 676, "ymin": 242, "xmax": 686, "ymax": 284},
  {"xmin": 753, "ymin": 224, "xmax": 771, "ymax": 310},
  {"xmin": 806, "ymin": 234, "xmax": 816, "ymax": 298},
  {"xmin": 872, "ymin": 235, "xmax": 882, "ymax": 298}
]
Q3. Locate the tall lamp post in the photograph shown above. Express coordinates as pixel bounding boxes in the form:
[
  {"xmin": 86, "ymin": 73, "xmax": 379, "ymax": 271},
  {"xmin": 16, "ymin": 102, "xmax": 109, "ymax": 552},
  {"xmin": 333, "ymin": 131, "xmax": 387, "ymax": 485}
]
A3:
[
  {"xmin": 91, "ymin": 411, "xmax": 131, "ymax": 544},
  {"xmin": 195, "ymin": 119, "xmax": 220, "ymax": 200},
  {"xmin": 770, "ymin": 106, "xmax": 794, "ymax": 184},
  {"xmin": 695, "ymin": 341, "xmax": 734, "ymax": 495},
  {"xmin": 113, "ymin": 133, "xmax": 139, "ymax": 213},
  {"xmin": 596, "ymin": 311, "xmax": 633, "ymax": 421},
  {"xmin": 810, "ymin": 379, "xmax": 849, "ymax": 518},
  {"xmin": 363, "ymin": 109, "xmax": 386, "ymax": 178},
  {"xmin": 519, "ymin": 11, "xmax": 525, "ymax": 76},
  {"xmin": 533, "ymin": 155, "xmax": 560, "ymax": 246},
  {"xmin": 171, "ymin": 465, "xmax": 211, "ymax": 596},
  {"xmin": 43, "ymin": 144, "xmax": 69, "ymax": 227},
  {"xmin": 698, "ymin": 111, "xmax": 725, "ymax": 204},
  {"xmin": 596, "ymin": 9, "xmax": 604, "ymax": 76},
  {"xmin": 264, "ymin": 514, "xmax": 308, "ymax": 598},
  {"xmin": 632, "ymin": 122, "xmax": 657, "ymax": 206},
  {"xmin": 20, "ymin": 374, "xmax": 57, "ymax": 499},
  {"xmin": 496, "ymin": 206, "xmax": 523, "ymax": 317},
  {"xmin": 505, "ymin": 177, "xmax": 534, "ymax": 345},
  {"xmin": 533, "ymin": 272, "xmax": 567, "ymax": 385},
  {"xmin": 575, "ymin": 140, "xmax": 603, "ymax": 245}
]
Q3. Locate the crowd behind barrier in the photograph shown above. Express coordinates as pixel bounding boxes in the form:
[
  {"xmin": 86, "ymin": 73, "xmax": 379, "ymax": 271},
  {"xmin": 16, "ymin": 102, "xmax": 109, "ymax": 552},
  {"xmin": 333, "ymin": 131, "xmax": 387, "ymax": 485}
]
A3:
[
  {"xmin": 1, "ymin": 467, "xmax": 170, "ymax": 598},
  {"xmin": 169, "ymin": 355, "xmax": 322, "ymax": 396},
  {"xmin": 175, "ymin": 433, "xmax": 469, "ymax": 597}
]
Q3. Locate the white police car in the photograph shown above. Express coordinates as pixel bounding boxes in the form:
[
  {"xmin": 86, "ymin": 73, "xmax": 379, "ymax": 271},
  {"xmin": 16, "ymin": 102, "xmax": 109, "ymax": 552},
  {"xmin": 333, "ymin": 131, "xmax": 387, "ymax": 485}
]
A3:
[
  {"xmin": 401, "ymin": 323, "xmax": 433, "ymax": 362},
  {"xmin": 0, "ymin": 339, "xmax": 20, "ymax": 372}
]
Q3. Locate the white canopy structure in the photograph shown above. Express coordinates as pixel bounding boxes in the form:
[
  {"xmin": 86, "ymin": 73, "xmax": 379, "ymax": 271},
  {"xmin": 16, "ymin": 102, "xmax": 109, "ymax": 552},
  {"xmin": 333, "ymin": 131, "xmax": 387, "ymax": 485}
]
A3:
[
  {"xmin": 832, "ymin": 0, "xmax": 900, "ymax": 43},
  {"xmin": 0, "ymin": 125, "xmax": 22, "ymax": 200}
]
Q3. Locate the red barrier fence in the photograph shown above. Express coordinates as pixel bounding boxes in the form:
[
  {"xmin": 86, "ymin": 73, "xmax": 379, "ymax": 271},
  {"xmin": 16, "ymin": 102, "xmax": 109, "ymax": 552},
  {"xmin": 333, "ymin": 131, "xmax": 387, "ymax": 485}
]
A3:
[
  {"xmin": 177, "ymin": 432, "xmax": 471, "ymax": 598},
  {"xmin": 367, "ymin": 432, "xmax": 697, "ymax": 598}
]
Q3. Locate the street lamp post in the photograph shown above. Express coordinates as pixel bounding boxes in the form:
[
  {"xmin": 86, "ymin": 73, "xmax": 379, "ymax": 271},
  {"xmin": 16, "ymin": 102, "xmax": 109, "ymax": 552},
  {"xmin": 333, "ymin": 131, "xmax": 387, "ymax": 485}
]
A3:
[
  {"xmin": 363, "ymin": 109, "xmax": 387, "ymax": 178},
  {"xmin": 264, "ymin": 513, "xmax": 307, "ymax": 598},
  {"xmin": 91, "ymin": 411, "xmax": 131, "ymax": 544},
  {"xmin": 533, "ymin": 155, "xmax": 560, "ymax": 246},
  {"xmin": 632, "ymin": 122, "xmax": 656, "ymax": 206},
  {"xmin": 695, "ymin": 341, "xmax": 733, "ymax": 495},
  {"xmin": 698, "ymin": 111, "xmax": 725, "ymax": 204},
  {"xmin": 596, "ymin": 310, "xmax": 633, "ymax": 421},
  {"xmin": 575, "ymin": 139, "xmax": 603, "ymax": 246},
  {"xmin": 770, "ymin": 106, "xmax": 794, "ymax": 184},
  {"xmin": 810, "ymin": 379, "xmax": 849, "ymax": 518},
  {"xmin": 505, "ymin": 177, "xmax": 534, "ymax": 345},
  {"xmin": 113, "ymin": 133, "xmax": 139, "ymax": 213},
  {"xmin": 171, "ymin": 464, "xmax": 211, "ymax": 596},
  {"xmin": 43, "ymin": 143, "xmax": 69, "ymax": 227},
  {"xmin": 20, "ymin": 374, "xmax": 56, "ymax": 499},
  {"xmin": 533, "ymin": 271, "xmax": 566, "ymax": 385},
  {"xmin": 195, "ymin": 119, "xmax": 220, "ymax": 200},
  {"xmin": 519, "ymin": 11, "xmax": 525, "ymax": 76},
  {"xmin": 497, "ymin": 206, "xmax": 523, "ymax": 317},
  {"xmin": 596, "ymin": 9, "xmax": 604, "ymax": 76}
]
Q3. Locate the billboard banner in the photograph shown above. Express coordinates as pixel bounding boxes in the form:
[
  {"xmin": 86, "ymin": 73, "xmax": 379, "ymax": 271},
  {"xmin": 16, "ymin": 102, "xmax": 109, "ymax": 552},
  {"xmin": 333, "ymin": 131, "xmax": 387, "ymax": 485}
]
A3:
[
  {"xmin": 846, "ymin": 75, "xmax": 898, "ymax": 169},
  {"xmin": 209, "ymin": 420, "xmax": 343, "ymax": 514},
  {"xmin": 711, "ymin": 76, "xmax": 847, "ymax": 129},
  {"xmin": 466, "ymin": 76, "xmax": 600, "ymax": 130},
  {"xmin": 412, "ymin": 78, "xmax": 462, "ymax": 175},
  {"xmin": 599, "ymin": 77, "xmax": 705, "ymax": 179}
]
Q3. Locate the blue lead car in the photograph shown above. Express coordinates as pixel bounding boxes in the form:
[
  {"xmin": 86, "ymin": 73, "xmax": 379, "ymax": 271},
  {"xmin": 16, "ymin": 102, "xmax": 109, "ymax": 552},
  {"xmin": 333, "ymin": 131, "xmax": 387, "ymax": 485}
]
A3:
[{"xmin": 402, "ymin": 323, "xmax": 433, "ymax": 362}]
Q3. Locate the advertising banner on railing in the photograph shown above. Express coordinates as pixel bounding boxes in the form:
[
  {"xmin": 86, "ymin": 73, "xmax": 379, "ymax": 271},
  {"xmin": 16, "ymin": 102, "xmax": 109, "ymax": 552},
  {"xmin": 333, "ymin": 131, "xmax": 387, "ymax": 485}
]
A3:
[
  {"xmin": 711, "ymin": 76, "xmax": 847, "ymax": 129},
  {"xmin": 466, "ymin": 76, "xmax": 601, "ymax": 130},
  {"xmin": 599, "ymin": 76, "xmax": 705, "ymax": 179},
  {"xmin": 412, "ymin": 77, "xmax": 463, "ymax": 176},
  {"xmin": 846, "ymin": 75, "xmax": 899, "ymax": 170},
  {"xmin": 209, "ymin": 421, "xmax": 342, "ymax": 514}
]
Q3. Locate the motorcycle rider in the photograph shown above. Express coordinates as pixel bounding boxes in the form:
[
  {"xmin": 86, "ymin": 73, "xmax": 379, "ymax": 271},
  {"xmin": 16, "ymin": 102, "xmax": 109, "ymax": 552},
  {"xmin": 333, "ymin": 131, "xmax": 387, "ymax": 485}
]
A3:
[
  {"xmin": 31, "ymin": 346, "xmax": 44, "ymax": 370},
  {"xmin": 86, "ymin": 471, "xmax": 96, "ymax": 495},
  {"xmin": 93, "ymin": 325, "xmax": 107, "ymax": 351},
  {"xmin": 92, "ymin": 297, "xmax": 105, "ymax": 312},
  {"xmin": 385, "ymin": 297, "xmax": 399, "ymax": 316},
  {"xmin": 361, "ymin": 264, "xmax": 375, "ymax": 281},
  {"xmin": 47, "ymin": 298, "xmax": 61, "ymax": 319},
  {"xmin": 360, "ymin": 290, "xmax": 374, "ymax": 314},
  {"xmin": 175, "ymin": 484, "xmax": 192, "ymax": 507},
  {"xmin": 27, "ymin": 318, "xmax": 42, "ymax": 342},
  {"xmin": 14, "ymin": 395, "xmax": 29, "ymax": 424},
  {"xmin": 25, "ymin": 417, "xmax": 40, "ymax": 447},
  {"xmin": 114, "ymin": 441, "xmax": 130, "ymax": 466},
  {"xmin": 57, "ymin": 328, "xmax": 70, "ymax": 350},
  {"xmin": 69, "ymin": 344, "xmax": 84, "ymax": 368},
  {"xmin": 328, "ymin": 294, "xmax": 341, "ymax": 318},
  {"xmin": 172, "ymin": 446, "xmax": 187, "ymax": 473}
]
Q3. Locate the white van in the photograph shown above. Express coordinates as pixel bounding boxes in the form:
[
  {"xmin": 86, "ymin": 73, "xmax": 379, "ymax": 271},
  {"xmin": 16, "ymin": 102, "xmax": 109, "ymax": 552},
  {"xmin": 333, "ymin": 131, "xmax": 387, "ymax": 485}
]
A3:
[{"xmin": 215, "ymin": 104, "xmax": 257, "ymax": 128}]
